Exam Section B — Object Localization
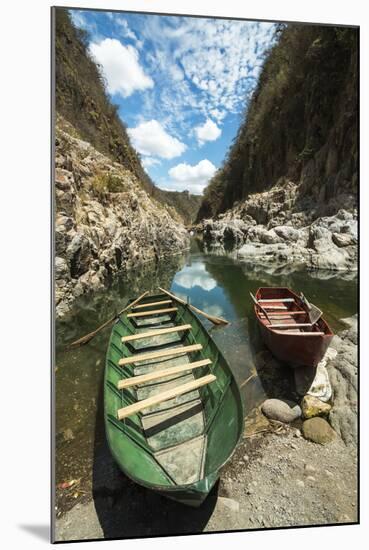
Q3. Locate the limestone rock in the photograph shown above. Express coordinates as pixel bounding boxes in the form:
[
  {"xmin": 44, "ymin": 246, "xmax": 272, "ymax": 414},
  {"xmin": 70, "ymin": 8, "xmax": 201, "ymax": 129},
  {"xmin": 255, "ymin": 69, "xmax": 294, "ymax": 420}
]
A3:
[
  {"xmin": 261, "ymin": 398, "xmax": 301, "ymax": 423},
  {"xmin": 54, "ymin": 116, "xmax": 190, "ymax": 317},
  {"xmin": 55, "ymin": 257, "xmax": 70, "ymax": 280},
  {"xmin": 332, "ymin": 232, "xmax": 356, "ymax": 247},
  {"xmin": 301, "ymin": 395, "xmax": 332, "ymax": 419},
  {"xmin": 326, "ymin": 322, "xmax": 357, "ymax": 446},
  {"xmin": 302, "ymin": 417, "xmax": 336, "ymax": 444}
]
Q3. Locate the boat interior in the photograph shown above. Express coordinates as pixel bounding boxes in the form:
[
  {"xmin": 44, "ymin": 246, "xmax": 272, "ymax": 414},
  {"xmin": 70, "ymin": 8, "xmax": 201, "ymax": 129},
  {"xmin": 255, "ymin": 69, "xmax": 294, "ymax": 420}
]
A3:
[
  {"xmin": 105, "ymin": 292, "xmax": 242, "ymax": 489},
  {"xmin": 254, "ymin": 287, "xmax": 327, "ymax": 335}
]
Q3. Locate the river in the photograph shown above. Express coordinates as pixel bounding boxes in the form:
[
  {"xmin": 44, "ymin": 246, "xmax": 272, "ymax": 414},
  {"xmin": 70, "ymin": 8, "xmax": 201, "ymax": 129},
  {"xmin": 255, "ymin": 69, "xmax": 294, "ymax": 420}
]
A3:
[{"xmin": 54, "ymin": 238, "xmax": 357, "ymax": 514}]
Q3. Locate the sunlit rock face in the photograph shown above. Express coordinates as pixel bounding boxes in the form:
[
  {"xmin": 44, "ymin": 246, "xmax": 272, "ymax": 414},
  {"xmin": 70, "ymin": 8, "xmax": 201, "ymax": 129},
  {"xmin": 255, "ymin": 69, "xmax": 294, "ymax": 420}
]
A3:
[{"xmin": 55, "ymin": 117, "xmax": 189, "ymax": 317}]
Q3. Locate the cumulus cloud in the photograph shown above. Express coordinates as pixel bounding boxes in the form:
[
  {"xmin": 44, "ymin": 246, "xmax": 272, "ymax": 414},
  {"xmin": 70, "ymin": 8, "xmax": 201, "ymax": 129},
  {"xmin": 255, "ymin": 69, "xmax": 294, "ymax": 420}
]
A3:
[
  {"xmin": 89, "ymin": 38, "xmax": 153, "ymax": 97},
  {"xmin": 141, "ymin": 156, "xmax": 161, "ymax": 169},
  {"xmin": 194, "ymin": 119, "xmax": 221, "ymax": 145},
  {"xmin": 167, "ymin": 159, "xmax": 216, "ymax": 194},
  {"xmin": 127, "ymin": 120, "xmax": 186, "ymax": 159},
  {"xmin": 174, "ymin": 263, "xmax": 217, "ymax": 291}
]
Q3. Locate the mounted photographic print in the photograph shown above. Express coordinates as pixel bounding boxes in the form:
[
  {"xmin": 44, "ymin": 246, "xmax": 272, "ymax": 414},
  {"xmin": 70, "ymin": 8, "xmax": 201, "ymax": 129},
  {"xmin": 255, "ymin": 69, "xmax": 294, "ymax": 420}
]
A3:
[{"xmin": 52, "ymin": 5, "xmax": 359, "ymax": 543}]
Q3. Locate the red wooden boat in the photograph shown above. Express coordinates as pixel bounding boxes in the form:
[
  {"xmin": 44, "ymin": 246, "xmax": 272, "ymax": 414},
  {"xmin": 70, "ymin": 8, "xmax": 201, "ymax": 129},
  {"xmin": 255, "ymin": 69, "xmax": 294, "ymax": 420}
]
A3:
[{"xmin": 250, "ymin": 287, "xmax": 334, "ymax": 368}]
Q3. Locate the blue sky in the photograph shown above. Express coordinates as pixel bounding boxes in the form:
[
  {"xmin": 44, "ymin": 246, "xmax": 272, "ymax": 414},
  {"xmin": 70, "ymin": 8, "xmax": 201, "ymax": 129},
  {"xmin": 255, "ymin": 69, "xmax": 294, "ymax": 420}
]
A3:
[{"xmin": 69, "ymin": 9, "xmax": 277, "ymax": 195}]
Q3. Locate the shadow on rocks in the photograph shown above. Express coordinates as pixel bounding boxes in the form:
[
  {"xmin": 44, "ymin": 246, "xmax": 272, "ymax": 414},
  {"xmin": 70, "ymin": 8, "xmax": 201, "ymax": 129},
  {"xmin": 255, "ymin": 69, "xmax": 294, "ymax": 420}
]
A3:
[
  {"xmin": 92, "ymin": 378, "xmax": 217, "ymax": 540},
  {"xmin": 248, "ymin": 318, "xmax": 297, "ymax": 402}
]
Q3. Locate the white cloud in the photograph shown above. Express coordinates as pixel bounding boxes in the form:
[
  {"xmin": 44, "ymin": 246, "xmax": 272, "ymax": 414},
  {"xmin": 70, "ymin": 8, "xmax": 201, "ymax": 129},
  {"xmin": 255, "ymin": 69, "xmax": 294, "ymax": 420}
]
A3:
[
  {"xmin": 127, "ymin": 120, "xmax": 187, "ymax": 159},
  {"xmin": 139, "ymin": 18, "xmax": 276, "ymax": 128},
  {"xmin": 167, "ymin": 159, "xmax": 217, "ymax": 194},
  {"xmin": 141, "ymin": 157, "xmax": 161, "ymax": 169},
  {"xmin": 174, "ymin": 263, "xmax": 217, "ymax": 291},
  {"xmin": 89, "ymin": 38, "xmax": 153, "ymax": 97},
  {"xmin": 115, "ymin": 16, "xmax": 138, "ymax": 41},
  {"xmin": 194, "ymin": 119, "xmax": 221, "ymax": 145}
]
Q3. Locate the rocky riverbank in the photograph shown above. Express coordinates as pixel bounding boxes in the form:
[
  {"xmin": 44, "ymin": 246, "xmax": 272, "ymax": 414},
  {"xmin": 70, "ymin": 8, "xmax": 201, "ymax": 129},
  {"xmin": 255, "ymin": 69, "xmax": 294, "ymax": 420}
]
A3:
[
  {"xmin": 55, "ymin": 315, "xmax": 357, "ymax": 540},
  {"xmin": 55, "ymin": 117, "xmax": 189, "ymax": 318},
  {"xmin": 197, "ymin": 179, "xmax": 357, "ymax": 272}
]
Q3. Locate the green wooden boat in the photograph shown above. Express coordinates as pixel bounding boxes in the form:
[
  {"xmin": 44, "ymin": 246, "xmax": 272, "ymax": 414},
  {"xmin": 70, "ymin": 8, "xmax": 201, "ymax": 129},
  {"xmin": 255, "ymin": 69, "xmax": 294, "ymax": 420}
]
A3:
[{"xmin": 104, "ymin": 290, "xmax": 243, "ymax": 507}]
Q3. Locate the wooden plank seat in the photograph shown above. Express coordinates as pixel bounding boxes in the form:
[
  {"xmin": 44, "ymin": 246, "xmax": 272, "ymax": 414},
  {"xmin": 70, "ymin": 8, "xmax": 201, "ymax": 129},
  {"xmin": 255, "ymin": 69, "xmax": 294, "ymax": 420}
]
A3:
[
  {"xmin": 117, "ymin": 374, "xmax": 216, "ymax": 420},
  {"xmin": 118, "ymin": 343, "xmax": 202, "ymax": 366},
  {"xmin": 274, "ymin": 330, "xmax": 325, "ymax": 336},
  {"xmin": 258, "ymin": 298, "xmax": 295, "ymax": 303},
  {"xmin": 264, "ymin": 311, "xmax": 307, "ymax": 316},
  {"xmin": 132, "ymin": 300, "xmax": 172, "ymax": 309},
  {"xmin": 268, "ymin": 323, "xmax": 313, "ymax": 329},
  {"xmin": 122, "ymin": 324, "xmax": 191, "ymax": 343},
  {"xmin": 117, "ymin": 359, "xmax": 212, "ymax": 389},
  {"xmin": 127, "ymin": 307, "xmax": 178, "ymax": 318}
]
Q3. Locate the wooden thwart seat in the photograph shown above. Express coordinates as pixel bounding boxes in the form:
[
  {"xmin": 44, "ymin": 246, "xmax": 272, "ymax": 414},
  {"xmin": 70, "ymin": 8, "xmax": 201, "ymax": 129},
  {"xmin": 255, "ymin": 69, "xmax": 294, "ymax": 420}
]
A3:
[
  {"xmin": 122, "ymin": 324, "xmax": 191, "ymax": 343},
  {"xmin": 258, "ymin": 298, "xmax": 295, "ymax": 303},
  {"xmin": 117, "ymin": 374, "xmax": 216, "ymax": 420},
  {"xmin": 117, "ymin": 358, "xmax": 212, "ymax": 389},
  {"xmin": 274, "ymin": 330, "xmax": 325, "ymax": 336},
  {"xmin": 118, "ymin": 343, "xmax": 202, "ymax": 366},
  {"xmin": 127, "ymin": 307, "xmax": 178, "ymax": 318},
  {"xmin": 265, "ymin": 311, "xmax": 306, "ymax": 316},
  {"xmin": 132, "ymin": 300, "xmax": 172, "ymax": 309},
  {"xmin": 268, "ymin": 323, "xmax": 312, "ymax": 329}
]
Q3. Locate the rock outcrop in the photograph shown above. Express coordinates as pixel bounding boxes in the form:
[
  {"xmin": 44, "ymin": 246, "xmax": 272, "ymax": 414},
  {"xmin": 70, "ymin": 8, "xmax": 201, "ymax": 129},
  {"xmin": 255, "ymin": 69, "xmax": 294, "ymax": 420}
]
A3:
[
  {"xmin": 198, "ymin": 179, "xmax": 357, "ymax": 271},
  {"xmin": 55, "ymin": 118, "xmax": 189, "ymax": 317},
  {"xmin": 326, "ymin": 315, "xmax": 358, "ymax": 446}
]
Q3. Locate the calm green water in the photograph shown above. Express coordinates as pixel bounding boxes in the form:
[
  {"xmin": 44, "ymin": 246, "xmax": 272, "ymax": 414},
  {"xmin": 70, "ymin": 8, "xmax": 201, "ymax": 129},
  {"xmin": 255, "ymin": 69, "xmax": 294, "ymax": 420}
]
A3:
[{"xmin": 55, "ymin": 239, "xmax": 357, "ymax": 509}]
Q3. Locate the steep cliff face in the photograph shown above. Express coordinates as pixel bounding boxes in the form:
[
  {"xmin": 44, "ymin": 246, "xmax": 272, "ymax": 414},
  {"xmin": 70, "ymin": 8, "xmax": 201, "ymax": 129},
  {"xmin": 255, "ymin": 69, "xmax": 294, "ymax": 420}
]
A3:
[
  {"xmin": 55, "ymin": 118, "xmax": 189, "ymax": 317},
  {"xmin": 55, "ymin": 8, "xmax": 199, "ymax": 222},
  {"xmin": 197, "ymin": 25, "xmax": 358, "ymax": 221}
]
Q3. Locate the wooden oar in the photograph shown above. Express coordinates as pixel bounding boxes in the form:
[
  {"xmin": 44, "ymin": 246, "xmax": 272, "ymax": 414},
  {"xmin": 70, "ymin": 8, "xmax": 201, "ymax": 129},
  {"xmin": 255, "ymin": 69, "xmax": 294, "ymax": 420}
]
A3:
[
  {"xmin": 68, "ymin": 291, "xmax": 149, "ymax": 348},
  {"xmin": 158, "ymin": 287, "xmax": 229, "ymax": 326},
  {"xmin": 249, "ymin": 292, "xmax": 272, "ymax": 324}
]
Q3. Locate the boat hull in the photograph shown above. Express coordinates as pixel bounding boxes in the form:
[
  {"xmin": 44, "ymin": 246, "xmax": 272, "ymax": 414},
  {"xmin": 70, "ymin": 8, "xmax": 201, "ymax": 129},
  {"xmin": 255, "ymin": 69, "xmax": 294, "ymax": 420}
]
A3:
[
  {"xmin": 258, "ymin": 321, "xmax": 333, "ymax": 368},
  {"xmin": 104, "ymin": 292, "xmax": 243, "ymax": 507},
  {"xmin": 254, "ymin": 287, "xmax": 334, "ymax": 368}
]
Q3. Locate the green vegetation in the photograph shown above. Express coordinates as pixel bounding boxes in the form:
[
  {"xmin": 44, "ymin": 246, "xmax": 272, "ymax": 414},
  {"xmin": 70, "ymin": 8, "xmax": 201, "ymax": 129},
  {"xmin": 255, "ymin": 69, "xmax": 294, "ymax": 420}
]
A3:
[
  {"xmin": 90, "ymin": 171, "xmax": 126, "ymax": 197},
  {"xmin": 55, "ymin": 8, "xmax": 200, "ymax": 222},
  {"xmin": 157, "ymin": 190, "xmax": 202, "ymax": 225},
  {"xmin": 197, "ymin": 24, "xmax": 358, "ymax": 220}
]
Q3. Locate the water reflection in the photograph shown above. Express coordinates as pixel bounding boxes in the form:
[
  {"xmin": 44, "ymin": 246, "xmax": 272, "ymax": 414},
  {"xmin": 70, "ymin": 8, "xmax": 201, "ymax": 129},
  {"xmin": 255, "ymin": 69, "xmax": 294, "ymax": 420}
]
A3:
[{"xmin": 55, "ymin": 243, "xmax": 357, "ymax": 515}]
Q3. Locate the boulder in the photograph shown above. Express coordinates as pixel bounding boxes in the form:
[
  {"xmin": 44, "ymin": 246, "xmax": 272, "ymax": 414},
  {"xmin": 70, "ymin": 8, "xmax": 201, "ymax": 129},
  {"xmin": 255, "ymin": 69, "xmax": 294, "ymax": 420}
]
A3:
[
  {"xmin": 273, "ymin": 225, "xmax": 301, "ymax": 242},
  {"xmin": 261, "ymin": 398, "xmax": 301, "ymax": 423},
  {"xmin": 302, "ymin": 417, "xmax": 336, "ymax": 444},
  {"xmin": 332, "ymin": 232, "xmax": 356, "ymax": 248},
  {"xmin": 326, "ymin": 327, "xmax": 357, "ymax": 446},
  {"xmin": 301, "ymin": 395, "xmax": 332, "ymax": 419}
]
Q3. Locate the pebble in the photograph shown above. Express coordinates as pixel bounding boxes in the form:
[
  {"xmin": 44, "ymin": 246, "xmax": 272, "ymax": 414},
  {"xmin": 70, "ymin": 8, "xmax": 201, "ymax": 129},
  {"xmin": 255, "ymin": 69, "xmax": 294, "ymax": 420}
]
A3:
[
  {"xmin": 243, "ymin": 454, "xmax": 249, "ymax": 462},
  {"xmin": 306, "ymin": 476, "xmax": 316, "ymax": 482},
  {"xmin": 304, "ymin": 464, "xmax": 317, "ymax": 474},
  {"xmin": 296, "ymin": 480, "xmax": 305, "ymax": 488}
]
